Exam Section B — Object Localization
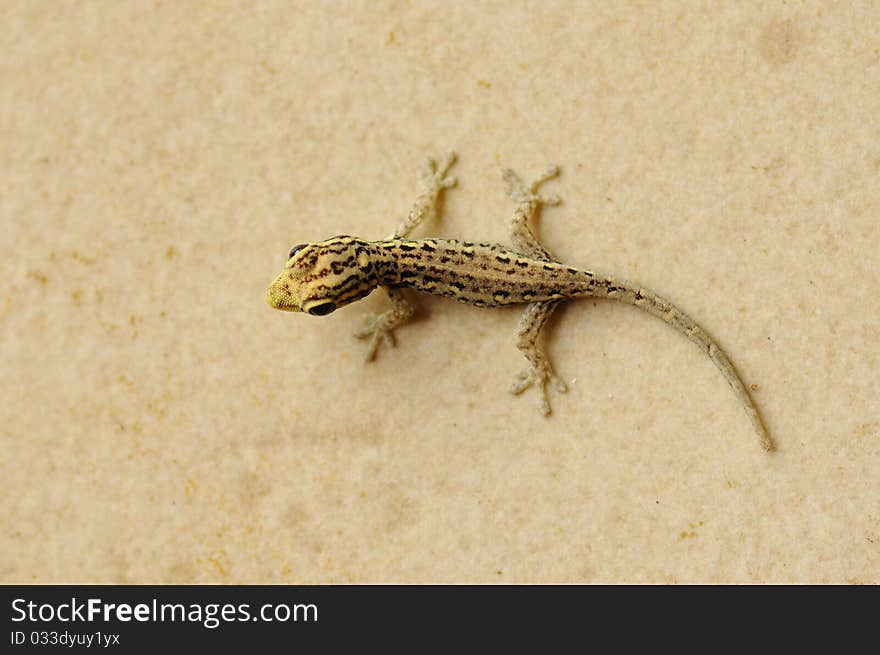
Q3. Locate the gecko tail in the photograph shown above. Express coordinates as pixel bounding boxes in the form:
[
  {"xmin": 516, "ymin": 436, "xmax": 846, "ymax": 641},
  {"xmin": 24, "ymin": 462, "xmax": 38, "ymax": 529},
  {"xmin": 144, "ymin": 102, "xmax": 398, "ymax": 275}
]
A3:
[{"xmin": 599, "ymin": 279, "xmax": 774, "ymax": 452}]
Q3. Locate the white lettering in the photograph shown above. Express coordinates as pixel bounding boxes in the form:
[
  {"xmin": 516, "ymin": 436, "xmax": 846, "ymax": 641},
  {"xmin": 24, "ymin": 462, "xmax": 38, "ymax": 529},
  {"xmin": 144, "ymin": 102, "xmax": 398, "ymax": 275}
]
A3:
[{"xmin": 11, "ymin": 599, "xmax": 26, "ymax": 621}]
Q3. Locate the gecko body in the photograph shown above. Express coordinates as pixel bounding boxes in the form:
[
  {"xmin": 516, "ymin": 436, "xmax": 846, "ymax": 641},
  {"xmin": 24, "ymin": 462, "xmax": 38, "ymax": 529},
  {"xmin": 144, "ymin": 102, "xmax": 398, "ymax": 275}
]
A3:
[{"xmin": 266, "ymin": 153, "xmax": 773, "ymax": 451}]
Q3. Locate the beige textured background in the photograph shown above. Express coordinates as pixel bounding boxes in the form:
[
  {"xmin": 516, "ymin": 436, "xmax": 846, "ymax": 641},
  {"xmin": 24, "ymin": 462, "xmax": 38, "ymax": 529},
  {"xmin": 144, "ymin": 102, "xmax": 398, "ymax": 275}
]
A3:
[{"xmin": 2, "ymin": 1, "xmax": 878, "ymax": 583}]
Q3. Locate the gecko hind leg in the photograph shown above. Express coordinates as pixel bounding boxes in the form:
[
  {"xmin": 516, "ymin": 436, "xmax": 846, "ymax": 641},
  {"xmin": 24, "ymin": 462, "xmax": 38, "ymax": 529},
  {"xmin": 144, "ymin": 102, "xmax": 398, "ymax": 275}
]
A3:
[
  {"xmin": 503, "ymin": 164, "xmax": 567, "ymax": 414},
  {"xmin": 510, "ymin": 299, "xmax": 568, "ymax": 416},
  {"xmin": 502, "ymin": 164, "xmax": 562, "ymax": 261}
]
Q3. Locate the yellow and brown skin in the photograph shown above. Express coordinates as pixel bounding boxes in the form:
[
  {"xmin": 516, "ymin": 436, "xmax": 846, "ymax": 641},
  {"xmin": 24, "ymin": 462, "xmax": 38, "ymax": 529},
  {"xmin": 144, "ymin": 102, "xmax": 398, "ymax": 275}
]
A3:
[{"xmin": 266, "ymin": 153, "xmax": 774, "ymax": 451}]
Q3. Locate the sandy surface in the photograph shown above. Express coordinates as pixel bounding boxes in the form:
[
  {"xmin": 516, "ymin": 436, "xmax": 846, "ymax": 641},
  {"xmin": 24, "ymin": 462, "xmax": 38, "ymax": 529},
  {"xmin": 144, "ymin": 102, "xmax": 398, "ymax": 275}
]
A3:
[{"xmin": 2, "ymin": 1, "xmax": 878, "ymax": 583}]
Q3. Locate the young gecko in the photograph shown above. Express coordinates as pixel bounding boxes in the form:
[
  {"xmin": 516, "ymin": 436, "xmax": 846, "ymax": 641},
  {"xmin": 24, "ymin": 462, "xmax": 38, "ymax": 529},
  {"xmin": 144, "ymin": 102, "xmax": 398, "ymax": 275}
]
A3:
[{"xmin": 266, "ymin": 152, "xmax": 773, "ymax": 452}]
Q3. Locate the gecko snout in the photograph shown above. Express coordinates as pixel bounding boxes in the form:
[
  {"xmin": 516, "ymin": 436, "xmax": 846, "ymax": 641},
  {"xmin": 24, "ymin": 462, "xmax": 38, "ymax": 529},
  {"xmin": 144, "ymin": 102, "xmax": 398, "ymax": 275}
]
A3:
[{"xmin": 266, "ymin": 271, "xmax": 302, "ymax": 311}]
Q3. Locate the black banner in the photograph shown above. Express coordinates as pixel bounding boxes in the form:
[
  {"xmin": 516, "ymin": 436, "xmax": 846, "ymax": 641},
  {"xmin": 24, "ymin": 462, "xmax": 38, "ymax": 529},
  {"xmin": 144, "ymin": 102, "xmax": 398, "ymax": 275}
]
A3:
[{"xmin": 1, "ymin": 585, "xmax": 870, "ymax": 650}]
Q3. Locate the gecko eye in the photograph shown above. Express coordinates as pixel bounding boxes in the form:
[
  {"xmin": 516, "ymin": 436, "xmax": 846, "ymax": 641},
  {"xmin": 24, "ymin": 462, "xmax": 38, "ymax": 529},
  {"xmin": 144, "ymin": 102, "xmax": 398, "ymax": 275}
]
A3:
[
  {"xmin": 288, "ymin": 244, "xmax": 307, "ymax": 260},
  {"xmin": 307, "ymin": 302, "xmax": 337, "ymax": 316}
]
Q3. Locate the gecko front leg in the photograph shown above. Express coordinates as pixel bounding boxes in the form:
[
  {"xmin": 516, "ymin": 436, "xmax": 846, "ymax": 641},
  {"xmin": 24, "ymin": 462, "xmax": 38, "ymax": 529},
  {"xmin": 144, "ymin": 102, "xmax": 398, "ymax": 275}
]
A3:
[
  {"xmin": 354, "ymin": 152, "xmax": 456, "ymax": 360},
  {"xmin": 390, "ymin": 151, "xmax": 457, "ymax": 239},
  {"xmin": 503, "ymin": 165, "xmax": 568, "ymax": 414},
  {"xmin": 353, "ymin": 287, "xmax": 414, "ymax": 361}
]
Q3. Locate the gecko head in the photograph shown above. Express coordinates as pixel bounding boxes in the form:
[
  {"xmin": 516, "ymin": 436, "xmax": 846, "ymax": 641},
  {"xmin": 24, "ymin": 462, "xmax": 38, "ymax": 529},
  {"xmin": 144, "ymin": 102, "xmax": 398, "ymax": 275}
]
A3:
[{"xmin": 266, "ymin": 236, "xmax": 379, "ymax": 315}]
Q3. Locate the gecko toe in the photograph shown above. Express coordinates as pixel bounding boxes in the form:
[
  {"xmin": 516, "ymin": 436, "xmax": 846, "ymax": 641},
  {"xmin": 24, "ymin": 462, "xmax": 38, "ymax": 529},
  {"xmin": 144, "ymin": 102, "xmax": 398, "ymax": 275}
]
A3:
[
  {"xmin": 510, "ymin": 375, "xmax": 531, "ymax": 396},
  {"xmin": 362, "ymin": 337, "xmax": 379, "ymax": 362},
  {"xmin": 538, "ymin": 390, "xmax": 552, "ymax": 416},
  {"xmin": 553, "ymin": 376, "xmax": 568, "ymax": 393}
]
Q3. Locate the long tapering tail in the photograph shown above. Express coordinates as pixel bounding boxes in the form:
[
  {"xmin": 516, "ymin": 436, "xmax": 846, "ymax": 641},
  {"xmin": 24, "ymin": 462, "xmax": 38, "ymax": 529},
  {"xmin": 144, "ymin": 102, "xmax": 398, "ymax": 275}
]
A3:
[{"xmin": 593, "ymin": 277, "xmax": 774, "ymax": 451}]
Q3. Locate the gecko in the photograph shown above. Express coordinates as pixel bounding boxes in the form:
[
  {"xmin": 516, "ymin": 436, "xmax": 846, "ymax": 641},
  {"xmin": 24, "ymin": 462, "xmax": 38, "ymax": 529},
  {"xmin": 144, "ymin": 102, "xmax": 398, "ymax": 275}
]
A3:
[{"xmin": 266, "ymin": 152, "xmax": 774, "ymax": 452}]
